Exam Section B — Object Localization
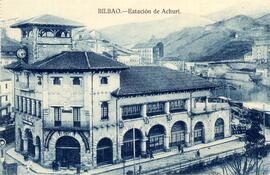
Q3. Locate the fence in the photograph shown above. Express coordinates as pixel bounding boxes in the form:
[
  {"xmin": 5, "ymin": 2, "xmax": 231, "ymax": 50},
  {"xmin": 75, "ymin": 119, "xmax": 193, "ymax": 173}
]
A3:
[{"xmin": 143, "ymin": 147, "xmax": 244, "ymax": 175}]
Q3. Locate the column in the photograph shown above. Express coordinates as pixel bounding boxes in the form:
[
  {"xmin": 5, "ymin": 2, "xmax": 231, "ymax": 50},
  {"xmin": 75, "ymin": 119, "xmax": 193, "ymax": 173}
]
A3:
[
  {"xmin": 165, "ymin": 101, "xmax": 170, "ymax": 114},
  {"xmin": 189, "ymin": 93, "xmax": 193, "ymax": 113},
  {"xmin": 34, "ymin": 144, "xmax": 40, "ymax": 161},
  {"xmin": 27, "ymin": 98, "xmax": 30, "ymax": 114},
  {"xmin": 23, "ymin": 97, "xmax": 26, "ymax": 113},
  {"xmin": 164, "ymin": 135, "xmax": 170, "ymax": 151},
  {"xmin": 35, "ymin": 101, "xmax": 39, "ymax": 117},
  {"xmin": 185, "ymin": 132, "xmax": 191, "ymax": 147},
  {"xmin": 113, "ymin": 143, "xmax": 119, "ymax": 164},
  {"xmin": 141, "ymin": 104, "xmax": 147, "ymax": 117},
  {"xmin": 92, "ymin": 144, "xmax": 97, "ymax": 167},
  {"xmin": 141, "ymin": 138, "xmax": 147, "ymax": 157},
  {"xmin": 117, "ymin": 142, "xmax": 122, "ymax": 161},
  {"xmin": 32, "ymin": 99, "xmax": 35, "ymax": 116},
  {"xmin": 23, "ymin": 137, "xmax": 28, "ymax": 153},
  {"xmin": 205, "ymin": 97, "xmax": 208, "ymax": 111}
]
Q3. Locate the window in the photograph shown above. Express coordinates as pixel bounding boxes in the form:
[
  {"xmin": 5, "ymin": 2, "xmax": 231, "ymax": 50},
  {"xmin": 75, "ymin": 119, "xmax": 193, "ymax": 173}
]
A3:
[
  {"xmin": 5, "ymin": 84, "xmax": 7, "ymax": 89},
  {"xmin": 100, "ymin": 77, "xmax": 108, "ymax": 84},
  {"xmin": 33, "ymin": 100, "xmax": 36, "ymax": 116},
  {"xmin": 147, "ymin": 102, "xmax": 165, "ymax": 116},
  {"xmin": 53, "ymin": 77, "xmax": 61, "ymax": 85},
  {"xmin": 25, "ymin": 98, "xmax": 28, "ymax": 113},
  {"xmin": 72, "ymin": 77, "xmax": 81, "ymax": 85},
  {"xmin": 101, "ymin": 102, "xmax": 109, "ymax": 120},
  {"xmin": 16, "ymin": 74, "xmax": 19, "ymax": 82},
  {"xmin": 29, "ymin": 99, "xmax": 32, "ymax": 114},
  {"xmin": 170, "ymin": 99, "xmax": 186, "ymax": 113},
  {"xmin": 5, "ymin": 96, "xmax": 8, "ymax": 101},
  {"xmin": 73, "ymin": 107, "xmax": 81, "ymax": 127},
  {"xmin": 122, "ymin": 105, "xmax": 142, "ymax": 120},
  {"xmin": 38, "ymin": 29, "xmax": 55, "ymax": 38},
  {"xmin": 20, "ymin": 97, "xmax": 23, "ymax": 112},
  {"xmin": 37, "ymin": 76, "xmax": 42, "ymax": 85},
  {"xmin": 54, "ymin": 107, "xmax": 61, "ymax": 126}
]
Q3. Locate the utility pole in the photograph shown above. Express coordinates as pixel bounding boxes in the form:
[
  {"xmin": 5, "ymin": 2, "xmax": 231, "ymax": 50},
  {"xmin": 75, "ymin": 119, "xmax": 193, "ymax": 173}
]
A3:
[
  {"xmin": 133, "ymin": 128, "xmax": 136, "ymax": 174},
  {"xmin": 263, "ymin": 104, "xmax": 266, "ymax": 136}
]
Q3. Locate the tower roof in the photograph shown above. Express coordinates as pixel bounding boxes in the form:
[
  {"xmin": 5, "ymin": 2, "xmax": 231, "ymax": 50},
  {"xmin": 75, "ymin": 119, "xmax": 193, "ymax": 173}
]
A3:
[
  {"xmin": 10, "ymin": 14, "xmax": 84, "ymax": 28},
  {"xmin": 5, "ymin": 51, "xmax": 128, "ymax": 72}
]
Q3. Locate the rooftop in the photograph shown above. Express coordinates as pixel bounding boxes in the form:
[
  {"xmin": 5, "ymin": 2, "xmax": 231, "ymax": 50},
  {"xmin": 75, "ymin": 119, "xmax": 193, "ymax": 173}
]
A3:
[
  {"xmin": 112, "ymin": 66, "xmax": 216, "ymax": 97},
  {"xmin": 5, "ymin": 51, "xmax": 128, "ymax": 72},
  {"xmin": 11, "ymin": 14, "xmax": 84, "ymax": 28},
  {"xmin": 132, "ymin": 41, "xmax": 162, "ymax": 49}
]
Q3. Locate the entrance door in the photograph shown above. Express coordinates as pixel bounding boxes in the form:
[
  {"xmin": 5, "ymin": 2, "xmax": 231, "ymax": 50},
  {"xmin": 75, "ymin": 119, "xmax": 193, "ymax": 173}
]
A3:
[
  {"xmin": 55, "ymin": 136, "xmax": 80, "ymax": 167},
  {"xmin": 147, "ymin": 125, "xmax": 166, "ymax": 152},
  {"xmin": 96, "ymin": 138, "xmax": 113, "ymax": 165},
  {"xmin": 121, "ymin": 129, "xmax": 142, "ymax": 160},
  {"xmin": 26, "ymin": 129, "xmax": 35, "ymax": 157}
]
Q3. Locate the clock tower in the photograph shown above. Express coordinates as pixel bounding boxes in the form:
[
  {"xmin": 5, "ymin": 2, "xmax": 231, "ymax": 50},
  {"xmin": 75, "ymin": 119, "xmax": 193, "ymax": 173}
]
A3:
[{"xmin": 11, "ymin": 14, "xmax": 83, "ymax": 64}]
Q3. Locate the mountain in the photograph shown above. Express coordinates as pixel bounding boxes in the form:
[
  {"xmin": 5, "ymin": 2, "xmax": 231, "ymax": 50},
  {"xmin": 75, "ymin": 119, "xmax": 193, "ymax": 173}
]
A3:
[
  {"xmin": 159, "ymin": 14, "xmax": 270, "ymax": 61},
  {"xmin": 206, "ymin": 0, "xmax": 270, "ymax": 21},
  {"xmin": 100, "ymin": 14, "xmax": 213, "ymax": 47},
  {"xmin": 256, "ymin": 14, "xmax": 270, "ymax": 25}
]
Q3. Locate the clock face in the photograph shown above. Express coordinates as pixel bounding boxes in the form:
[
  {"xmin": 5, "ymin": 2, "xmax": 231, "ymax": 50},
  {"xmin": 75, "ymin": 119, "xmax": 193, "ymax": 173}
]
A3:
[{"xmin": 16, "ymin": 48, "xmax": 27, "ymax": 59}]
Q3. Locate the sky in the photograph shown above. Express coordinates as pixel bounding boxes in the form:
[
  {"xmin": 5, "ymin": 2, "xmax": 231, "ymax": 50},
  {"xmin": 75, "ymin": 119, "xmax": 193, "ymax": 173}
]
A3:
[{"xmin": 2, "ymin": 0, "xmax": 256, "ymax": 29}]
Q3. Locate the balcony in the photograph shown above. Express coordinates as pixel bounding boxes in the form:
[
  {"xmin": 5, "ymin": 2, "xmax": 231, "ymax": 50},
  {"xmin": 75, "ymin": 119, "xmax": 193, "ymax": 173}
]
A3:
[
  {"xmin": 18, "ymin": 82, "xmax": 34, "ymax": 92},
  {"xmin": 44, "ymin": 120, "xmax": 90, "ymax": 131},
  {"xmin": 191, "ymin": 102, "xmax": 230, "ymax": 115}
]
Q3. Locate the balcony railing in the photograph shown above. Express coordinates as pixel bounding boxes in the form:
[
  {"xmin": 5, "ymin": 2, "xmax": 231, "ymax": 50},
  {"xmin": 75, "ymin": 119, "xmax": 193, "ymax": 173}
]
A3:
[
  {"xmin": 18, "ymin": 82, "xmax": 34, "ymax": 92},
  {"xmin": 44, "ymin": 120, "xmax": 90, "ymax": 131},
  {"xmin": 191, "ymin": 102, "xmax": 230, "ymax": 115}
]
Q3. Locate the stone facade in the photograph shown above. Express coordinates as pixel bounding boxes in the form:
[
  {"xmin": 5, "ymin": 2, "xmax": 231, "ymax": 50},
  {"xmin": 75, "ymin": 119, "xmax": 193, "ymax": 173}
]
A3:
[{"xmin": 10, "ymin": 15, "xmax": 232, "ymax": 170}]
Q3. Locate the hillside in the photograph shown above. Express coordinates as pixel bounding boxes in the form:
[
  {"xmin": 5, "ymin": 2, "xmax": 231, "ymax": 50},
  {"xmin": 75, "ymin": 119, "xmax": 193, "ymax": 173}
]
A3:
[
  {"xmin": 100, "ymin": 14, "xmax": 213, "ymax": 47},
  {"xmin": 157, "ymin": 14, "xmax": 269, "ymax": 61}
]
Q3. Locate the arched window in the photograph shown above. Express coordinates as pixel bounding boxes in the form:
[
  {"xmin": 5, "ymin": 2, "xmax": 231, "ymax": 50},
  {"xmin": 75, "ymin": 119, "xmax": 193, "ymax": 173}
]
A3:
[
  {"xmin": 38, "ymin": 29, "xmax": 55, "ymax": 38},
  {"xmin": 170, "ymin": 121, "xmax": 186, "ymax": 147},
  {"xmin": 97, "ymin": 138, "xmax": 113, "ymax": 165},
  {"xmin": 194, "ymin": 122, "xmax": 204, "ymax": 144},
  {"xmin": 147, "ymin": 124, "xmax": 166, "ymax": 152},
  {"xmin": 215, "ymin": 118, "xmax": 225, "ymax": 140},
  {"xmin": 101, "ymin": 102, "xmax": 109, "ymax": 120},
  {"xmin": 121, "ymin": 129, "xmax": 142, "ymax": 159},
  {"xmin": 26, "ymin": 129, "xmax": 35, "ymax": 157},
  {"xmin": 56, "ymin": 136, "xmax": 80, "ymax": 167}
]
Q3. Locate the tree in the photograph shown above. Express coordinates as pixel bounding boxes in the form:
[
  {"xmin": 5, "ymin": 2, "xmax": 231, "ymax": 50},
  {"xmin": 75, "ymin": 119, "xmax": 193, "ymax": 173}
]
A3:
[{"xmin": 221, "ymin": 120, "xmax": 266, "ymax": 175}]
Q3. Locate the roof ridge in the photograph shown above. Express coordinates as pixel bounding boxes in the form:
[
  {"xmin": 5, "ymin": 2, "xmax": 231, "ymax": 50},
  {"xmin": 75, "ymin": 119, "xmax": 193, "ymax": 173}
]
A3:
[
  {"xmin": 85, "ymin": 52, "xmax": 91, "ymax": 69},
  {"xmin": 35, "ymin": 52, "xmax": 68, "ymax": 68}
]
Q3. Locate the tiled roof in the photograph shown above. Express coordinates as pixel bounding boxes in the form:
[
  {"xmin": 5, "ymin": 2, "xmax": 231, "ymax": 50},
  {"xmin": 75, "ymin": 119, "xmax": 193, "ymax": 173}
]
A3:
[
  {"xmin": 5, "ymin": 51, "xmax": 128, "ymax": 72},
  {"xmin": 112, "ymin": 66, "xmax": 217, "ymax": 97},
  {"xmin": 11, "ymin": 14, "xmax": 83, "ymax": 28}
]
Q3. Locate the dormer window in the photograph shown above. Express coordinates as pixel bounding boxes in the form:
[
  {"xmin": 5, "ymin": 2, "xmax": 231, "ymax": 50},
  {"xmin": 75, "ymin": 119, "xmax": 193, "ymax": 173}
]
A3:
[
  {"xmin": 100, "ymin": 77, "xmax": 108, "ymax": 85},
  {"xmin": 53, "ymin": 77, "xmax": 61, "ymax": 85},
  {"xmin": 72, "ymin": 77, "xmax": 81, "ymax": 85}
]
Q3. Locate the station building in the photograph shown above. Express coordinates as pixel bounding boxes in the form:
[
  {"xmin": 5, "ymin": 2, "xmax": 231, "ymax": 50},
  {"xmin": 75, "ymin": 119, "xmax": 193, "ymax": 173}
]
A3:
[{"xmin": 5, "ymin": 14, "xmax": 231, "ymax": 169}]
